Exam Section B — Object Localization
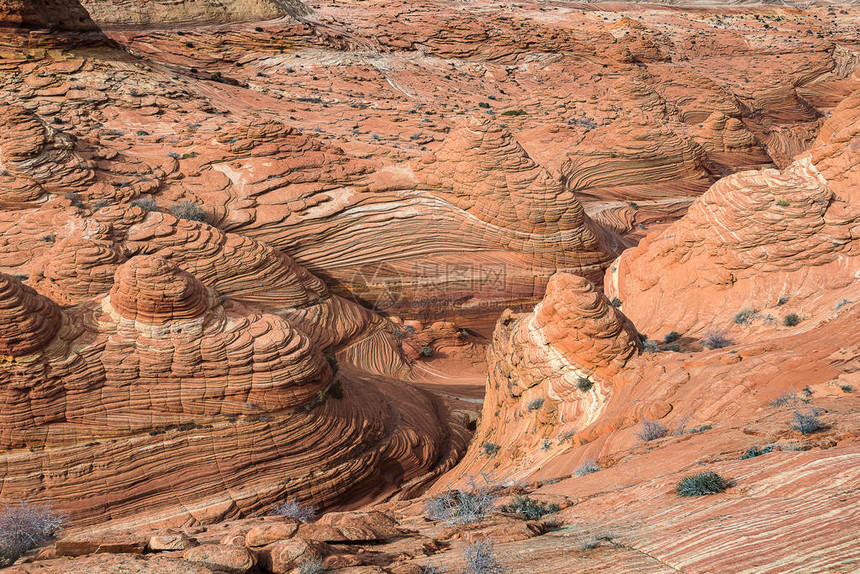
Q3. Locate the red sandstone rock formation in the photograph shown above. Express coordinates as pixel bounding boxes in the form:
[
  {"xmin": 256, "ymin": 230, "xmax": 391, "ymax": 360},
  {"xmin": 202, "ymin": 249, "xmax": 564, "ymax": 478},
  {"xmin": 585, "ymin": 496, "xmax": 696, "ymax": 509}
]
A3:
[{"xmin": 0, "ymin": 1, "xmax": 858, "ymax": 571}]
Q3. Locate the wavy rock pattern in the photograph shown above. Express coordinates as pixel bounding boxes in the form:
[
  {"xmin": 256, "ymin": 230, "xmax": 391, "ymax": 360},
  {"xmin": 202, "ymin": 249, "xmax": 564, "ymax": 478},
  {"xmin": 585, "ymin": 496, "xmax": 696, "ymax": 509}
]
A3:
[
  {"xmin": 608, "ymin": 90, "xmax": 860, "ymax": 337},
  {"xmin": 0, "ymin": 273, "xmax": 61, "ymax": 356},
  {"xmin": 80, "ymin": 0, "xmax": 310, "ymax": 28},
  {"xmin": 0, "ymin": 255, "xmax": 468, "ymax": 530},
  {"xmin": 0, "ymin": 104, "xmax": 94, "ymax": 205},
  {"xmin": 446, "ymin": 273, "xmax": 640, "ymax": 480}
]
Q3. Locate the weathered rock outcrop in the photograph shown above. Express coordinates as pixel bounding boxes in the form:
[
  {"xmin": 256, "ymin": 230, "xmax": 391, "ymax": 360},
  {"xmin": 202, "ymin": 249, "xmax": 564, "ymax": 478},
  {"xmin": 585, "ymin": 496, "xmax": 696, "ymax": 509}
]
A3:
[
  {"xmin": 0, "ymin": 254, "xmax": 469, "ymax": 531},
  {"xmin": 79, "ymin": 0, "xmax": 310, "ymax": 28},
  {"xmin": 607, "ymin": 89, "xmax": 860, "ymax": 339}
]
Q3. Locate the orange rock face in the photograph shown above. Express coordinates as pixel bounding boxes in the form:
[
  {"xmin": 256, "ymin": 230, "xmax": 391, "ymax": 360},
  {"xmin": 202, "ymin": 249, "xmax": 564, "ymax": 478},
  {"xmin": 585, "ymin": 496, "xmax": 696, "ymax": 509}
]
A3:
[{"xmin": 0, "ymin": 0, "xmax": 859, "ymax": 571}]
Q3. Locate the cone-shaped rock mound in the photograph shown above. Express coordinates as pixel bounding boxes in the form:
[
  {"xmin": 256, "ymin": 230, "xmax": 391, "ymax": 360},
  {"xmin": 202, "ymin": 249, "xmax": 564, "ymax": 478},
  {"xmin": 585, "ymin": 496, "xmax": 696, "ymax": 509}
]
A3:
[
  {"xmin": 0, "ymin": 273, "xmax": 61, "ymax": 356},
  {"xmin": 109, "ymin": 255, "xmax": 209, "ymax": 324}
]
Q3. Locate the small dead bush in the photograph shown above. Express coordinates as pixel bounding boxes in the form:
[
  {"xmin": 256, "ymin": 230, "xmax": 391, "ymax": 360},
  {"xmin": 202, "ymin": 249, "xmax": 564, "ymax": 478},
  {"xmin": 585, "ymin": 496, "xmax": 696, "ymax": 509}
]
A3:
[
  {"xmin": 790, "ymin": 409, "xmax": 825, "ymax": 435},
  {"xmin": 0, "ymin": 502, "xmax": 64, "ymax": 565},
  {"xmin": 637, "ymin": 419, "xmax": 668, "ymax": 442},
  {"xmin": 463, "ymin": 538, "xmax": 505, "ymax": 574},
  {"xmin": 425, "ymin": 475, "xmax": 499, "ymax": 525},
  {"xmin": 702, "ymin": 330, "xmax": 733, "ymax": 349},
  {"xmin": 271, "ymin": 498, "xmax": 317, "ymax": 522}
]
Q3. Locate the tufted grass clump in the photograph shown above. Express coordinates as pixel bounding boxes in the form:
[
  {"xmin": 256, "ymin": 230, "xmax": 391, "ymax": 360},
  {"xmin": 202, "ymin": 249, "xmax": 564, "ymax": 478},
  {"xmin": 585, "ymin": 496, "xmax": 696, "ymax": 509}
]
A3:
[
  {"xmin": 576, "ymin": 377, "xmax": 594, "ymax": 392},
  {"xmin": 733, "ymin": 308, "xmax": 757, "ymax": 325},
  {"xmin": 169, "ymin": 200, "xmax": 208, "ymax": 223},
  {"xmin": 741, "ymin": 445, "xmax": 775, "ymax": 459},
  {"xmin": 637, "ymin": 419, "xmax": 668, "ymax": 442},
  {"xmin": 131, "ymin": 196, "xmax": 159, "ymax": 212},
  {"xmin": 783, "ymin": 313, "xmax": 801, "ymax": 327},
  {"xmin": 500, "ymin": 495, "xmax": 560, "ymax": 520},
  {"xmin": 676, "ymin": 471, "xmax": 731, "ymax": 497},
  {"xmin": 481, "ymin": 441, "xmax": 501, "ymax": 457},
  {"xmin": 770, "ymin": 391, "xmax": 802, "ymax": 408},
  {"xmin": 0, "ymin": 502, "xmax": 64, "ymax": 565},
  {"xmin": 575, "ymin": 459, "xmax": 600, "ymax": 476}
]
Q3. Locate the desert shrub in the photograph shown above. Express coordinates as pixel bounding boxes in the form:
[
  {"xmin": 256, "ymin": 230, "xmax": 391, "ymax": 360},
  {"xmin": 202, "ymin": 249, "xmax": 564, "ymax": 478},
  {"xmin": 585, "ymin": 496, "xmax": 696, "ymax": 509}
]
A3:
[
  {"xmin": 298, "ymin": 558, "xmax": 325, "ymax": 574},
  {"xmin": 777, "ymin": 296, "xmax": 790, "ymax": 306},
  {"xmin": 783, "ymin": 313, "xmax": 801, "ymax": 327},
  {"xmin": 131, "ymin": 196, "xmax": 159, "ymax": 212},
  {"xmin": 663, "ymin": 331, "xmax": 681, "ymax": 343},
  {"xmin": 66, "ymin": 192, "xmax": 84, "ymax": 208},
  {"xmin": 790, "ymin": 409, "xmax": 824, "ymax": 435},
  {"xmin": 834, "ymin": 298, "xmax": 851, "ymax": 310},
  {"xmin": 576, "ymin": 377, "xmax": 593, "ymax": 392},
  {"xmin": 702, "ymin": 331, "xmax": 733, "ymax": 349},
  {"xmin": 527, "ymin": 398, "xmax": 544, "ymax": 411},
  {"xmin": 500, "ymin": 495, "xmax": 559, "ymax": 520},
  {"xmin": 676, "ymin": 471, "xmax": 731, "ymax": 497},
  {"xmin": 425, "ymin": 475, "xmax": 499, "ymax": 525},
  {"xmin": 481, "ymin": 441, "xmax": 501, "ymax": 457},
  {"xmin": 610, "ymin": 297, "xmax": 622, "ymax": 307},
  {"xmin": 687, "ymin": 424, "xmax": 712, "ymax": 434},
  {"xmin": 575, "ymin": 459, "xmax": 600, "ymax": 476},
  {"xmin": 325, "ymin": 353, "xmax": 339, "ymax": 375},
  {"xmin": 0, "ymin": 502, "xmax": 64, "ymax": 564},
  {"xmin": 271, "ymin": 498, "xmax": 317, "ymax": 522},
  {"xmin": 733, "ymin": 308, "xmax": 757, "ymax": 325},
  {"xmin": 558, "ymin": 430, "xmax": 576, "ymax": 444},
  {"xmin": 329, "ymin": 379, "xmax": 344, "ymax": 400},
  {"xmin": 421, "ymin": 346, "xmax": 435, "ymax": 357},
  {"xmin": 741, "ymin": 445, "xmax": 775, "ymax": 459},
  {"xmin": 580, "ymin": 533, "xmax": 614, "ymax": 550},
  {"xmin": 637, "ymin": 419, "xmax": 668, "ymax": 442},
  {"xmin": 642, "ymin": 340, "xmax": 658, "ymax": 353},
  {"xmin": 666, "ymin": 343, "xmax": 681, "ymax": 352},
  {"xmin": 315, "ymin": 389, "xmax": 327, "ymax": 406},
  {"xmin": 770, "ymin": 391, "xmax": 800, "ymax": 408},
  {"xmin": 463, "ymin": 539, "xmax": 505, "ymax": 574},
  {"xmin": 500, "ymin": 109, "xmax": 526, "ymax": 116},
  {"xmin": 169, "ymin": 201, "xmax": 208, "ymax": 222},
  {"xmin": 840, "ymin": 384, "xmax": 854, "ymax": 393},
  {"xmin": 92, "ymin": 199, "xmax": 112, "ymax": 211}
]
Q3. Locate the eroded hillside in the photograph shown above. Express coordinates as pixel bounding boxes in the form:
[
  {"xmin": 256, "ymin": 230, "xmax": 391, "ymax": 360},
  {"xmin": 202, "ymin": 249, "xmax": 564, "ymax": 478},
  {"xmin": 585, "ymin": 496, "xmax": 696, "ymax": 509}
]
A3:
[{"xmin": 0, "ymin": 0, "xmax": 858, "ymax": 572}]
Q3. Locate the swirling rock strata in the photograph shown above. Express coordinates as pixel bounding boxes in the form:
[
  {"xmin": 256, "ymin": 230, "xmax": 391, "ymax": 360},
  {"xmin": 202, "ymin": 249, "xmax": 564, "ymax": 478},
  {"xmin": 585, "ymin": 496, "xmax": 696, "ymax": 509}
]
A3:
[
  {"xmin": 447, "ymin": 273, "xmax": 640, "ymax": 478},
  {"xmin": 608, "ymin": 90, "xmax": 860, "ymax": 338},
  {"xmin": 0, "ymin": 273, "xmax": 61, "ymax": 356},
  {"xmin": 0, "ymin": 255, "xmax": 468, "ymax": 531},
  {"xmin": 79, "ymin": 0, "xmax": 310, "ymax": 28},
  {"xmin": 0, "ymin": 104, "xmax": 94, "ymax": 205}
]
